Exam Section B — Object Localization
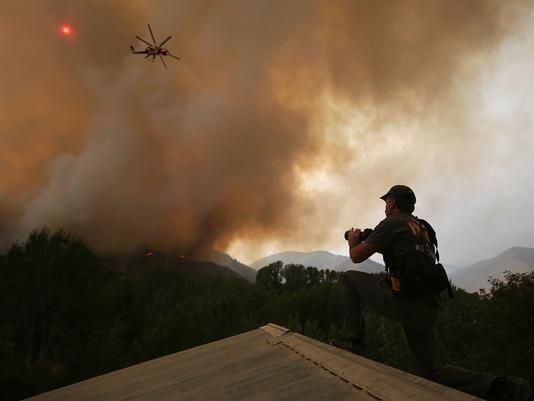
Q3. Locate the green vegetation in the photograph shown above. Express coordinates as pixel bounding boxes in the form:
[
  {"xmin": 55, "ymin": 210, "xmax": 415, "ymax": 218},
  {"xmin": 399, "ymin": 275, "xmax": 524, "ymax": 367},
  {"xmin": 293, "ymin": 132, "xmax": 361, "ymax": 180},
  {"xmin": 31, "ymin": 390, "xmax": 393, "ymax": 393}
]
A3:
[{"xmin": 1, "ymin": 228, "xmax": 533, "ymax": 400}]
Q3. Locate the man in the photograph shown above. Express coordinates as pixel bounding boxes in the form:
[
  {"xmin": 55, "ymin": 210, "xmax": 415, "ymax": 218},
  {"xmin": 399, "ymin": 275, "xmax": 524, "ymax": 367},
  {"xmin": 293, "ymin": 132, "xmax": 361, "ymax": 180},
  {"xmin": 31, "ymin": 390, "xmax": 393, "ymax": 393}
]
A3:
[{"xmin": 335, "ymin": 185, "xmax": 530, "ymax": 401}]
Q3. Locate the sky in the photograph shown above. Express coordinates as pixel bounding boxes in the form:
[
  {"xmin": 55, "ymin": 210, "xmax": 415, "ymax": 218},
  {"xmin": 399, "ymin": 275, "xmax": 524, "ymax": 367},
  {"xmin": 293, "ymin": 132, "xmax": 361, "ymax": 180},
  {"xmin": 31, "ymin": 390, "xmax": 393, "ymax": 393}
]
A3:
[{"xmin": 1, "ymin": 0, "xmax": 533, "ymax": 267}]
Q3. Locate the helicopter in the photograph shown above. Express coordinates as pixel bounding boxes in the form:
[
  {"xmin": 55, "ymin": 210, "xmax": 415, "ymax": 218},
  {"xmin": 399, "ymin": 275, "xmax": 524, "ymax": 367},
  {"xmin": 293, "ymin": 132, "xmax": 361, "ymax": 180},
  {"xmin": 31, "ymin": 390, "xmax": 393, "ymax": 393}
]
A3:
[{"xmin": 130, "ymin": 24, "xmax": 180, "ymax": 69}]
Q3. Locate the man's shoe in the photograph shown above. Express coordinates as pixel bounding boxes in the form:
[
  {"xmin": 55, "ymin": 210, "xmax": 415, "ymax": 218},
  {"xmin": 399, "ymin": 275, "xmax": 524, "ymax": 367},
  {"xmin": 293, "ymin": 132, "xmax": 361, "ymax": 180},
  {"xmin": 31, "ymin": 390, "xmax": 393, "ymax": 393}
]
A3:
[
  {"xmin": 490, "ymin": 376, "xmax": 531, "ymax": 401},
  {"xmin": 329, "ymin": 338, "xmax": 366, "ymax": 356}
]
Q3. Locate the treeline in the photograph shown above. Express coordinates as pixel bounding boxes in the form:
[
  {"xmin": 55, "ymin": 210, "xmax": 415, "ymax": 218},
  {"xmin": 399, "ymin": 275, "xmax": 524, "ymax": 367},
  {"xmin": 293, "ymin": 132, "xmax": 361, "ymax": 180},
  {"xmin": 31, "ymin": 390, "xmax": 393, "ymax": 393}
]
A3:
[{"xmin": 1, "ymin": 228, "xmax": 533, "ymax": 400}]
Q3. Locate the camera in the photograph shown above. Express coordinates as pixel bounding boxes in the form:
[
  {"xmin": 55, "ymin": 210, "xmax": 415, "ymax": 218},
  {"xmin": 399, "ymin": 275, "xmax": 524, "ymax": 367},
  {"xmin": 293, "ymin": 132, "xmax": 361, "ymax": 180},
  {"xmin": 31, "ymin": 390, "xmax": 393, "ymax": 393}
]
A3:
[{"xmin": 344, "ymin": 228, "xmax": 373, "ymax": 241}]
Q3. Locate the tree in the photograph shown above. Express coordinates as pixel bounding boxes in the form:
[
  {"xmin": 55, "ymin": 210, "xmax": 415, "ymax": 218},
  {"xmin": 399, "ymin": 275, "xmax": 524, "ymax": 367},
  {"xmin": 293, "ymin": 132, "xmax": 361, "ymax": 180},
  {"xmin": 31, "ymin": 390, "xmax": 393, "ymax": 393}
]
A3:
[
  {"xmin": 281, "ymin": 264, "xmax": 307, "ymax": 291},
  {"xmin": 256, "ymin": 261, "xmax": 283, "ymax": 291},
  {"xmin": 305, "ymin": 266, "xmax": 321, "ymax": 286},
  {"xmin": 0, "ymin": 227, "xmax": 108, "ymax": 398},
  {"xmin": 477, "ymin": 272, "xmax": 534, "ymax": 383}
]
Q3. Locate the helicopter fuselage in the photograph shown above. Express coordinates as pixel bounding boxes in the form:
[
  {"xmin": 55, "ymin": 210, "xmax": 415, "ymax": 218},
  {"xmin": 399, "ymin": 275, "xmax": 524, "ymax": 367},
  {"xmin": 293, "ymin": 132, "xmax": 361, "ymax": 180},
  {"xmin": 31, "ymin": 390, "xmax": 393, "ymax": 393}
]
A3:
[
  {"xmin": 144, "ymin": 46, "xmax": 169, "ymax": 56},
  {"xmin": 130, "ymin": 25, "xmax": 180, "ymax": 68}
]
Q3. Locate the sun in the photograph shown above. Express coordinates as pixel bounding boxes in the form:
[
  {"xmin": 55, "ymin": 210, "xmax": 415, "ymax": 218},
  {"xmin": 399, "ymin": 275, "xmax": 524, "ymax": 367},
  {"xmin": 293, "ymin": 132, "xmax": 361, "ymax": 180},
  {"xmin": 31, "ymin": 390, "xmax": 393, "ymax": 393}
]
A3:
[{"xmin": 59, "ymin": 24, "xmax": 74, "ymax": 37}]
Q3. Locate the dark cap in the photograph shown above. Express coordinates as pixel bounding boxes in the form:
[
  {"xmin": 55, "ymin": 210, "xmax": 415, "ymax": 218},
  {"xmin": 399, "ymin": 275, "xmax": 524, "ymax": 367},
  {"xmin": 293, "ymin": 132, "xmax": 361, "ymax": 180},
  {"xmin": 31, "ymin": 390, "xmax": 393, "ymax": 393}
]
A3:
[{"xmin": 380, "ymin": 185, "xmax": 416, "ymax": 205}]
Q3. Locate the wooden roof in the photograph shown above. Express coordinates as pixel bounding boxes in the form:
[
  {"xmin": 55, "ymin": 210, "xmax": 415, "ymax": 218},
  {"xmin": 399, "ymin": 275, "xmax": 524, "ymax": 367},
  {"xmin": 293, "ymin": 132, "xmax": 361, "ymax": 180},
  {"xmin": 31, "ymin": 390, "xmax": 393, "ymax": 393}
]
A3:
[{"xmin": 26, "ymin": 323, "xmax": 481, "ymax": 400}]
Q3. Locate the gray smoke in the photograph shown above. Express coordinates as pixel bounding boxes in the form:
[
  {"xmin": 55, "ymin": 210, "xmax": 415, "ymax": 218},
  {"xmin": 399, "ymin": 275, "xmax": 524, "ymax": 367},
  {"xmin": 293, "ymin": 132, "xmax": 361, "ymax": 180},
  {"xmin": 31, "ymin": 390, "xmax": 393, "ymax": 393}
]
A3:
[{"xmin": 0, "ymin": 1, "xmax": 532, "ymax": 262}]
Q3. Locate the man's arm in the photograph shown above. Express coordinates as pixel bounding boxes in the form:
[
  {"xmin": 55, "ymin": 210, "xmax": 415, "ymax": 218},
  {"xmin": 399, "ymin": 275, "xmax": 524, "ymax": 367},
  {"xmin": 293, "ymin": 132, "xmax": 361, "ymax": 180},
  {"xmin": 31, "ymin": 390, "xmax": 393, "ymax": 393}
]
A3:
[
  {"xmin": 347, "ymin": 228, "xmax": 377, "ymax": 263},
  {"xmin": 350, "ymin": 242, "xmax": 376, "ymax": 263}
]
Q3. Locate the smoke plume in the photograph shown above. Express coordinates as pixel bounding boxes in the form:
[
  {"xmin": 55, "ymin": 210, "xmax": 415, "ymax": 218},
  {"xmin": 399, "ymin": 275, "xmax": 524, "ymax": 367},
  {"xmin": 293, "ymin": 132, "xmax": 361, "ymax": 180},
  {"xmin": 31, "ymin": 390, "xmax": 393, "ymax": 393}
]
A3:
[{"xmin": 0, "ymin": 0, "xmax": 531, "ymax": 261}]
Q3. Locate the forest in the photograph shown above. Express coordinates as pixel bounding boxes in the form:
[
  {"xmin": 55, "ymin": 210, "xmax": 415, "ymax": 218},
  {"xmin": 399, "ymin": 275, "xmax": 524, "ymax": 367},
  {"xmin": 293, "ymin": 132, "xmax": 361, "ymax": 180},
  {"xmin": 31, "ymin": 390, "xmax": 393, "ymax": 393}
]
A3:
[{"xmin": 1, "ymin": 228, "xmax": 533, "ymax": 400}]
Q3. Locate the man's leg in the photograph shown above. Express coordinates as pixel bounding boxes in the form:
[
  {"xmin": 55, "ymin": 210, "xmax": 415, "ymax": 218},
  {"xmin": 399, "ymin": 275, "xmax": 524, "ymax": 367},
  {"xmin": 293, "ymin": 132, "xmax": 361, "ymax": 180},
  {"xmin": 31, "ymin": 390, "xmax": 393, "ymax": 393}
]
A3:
[
  {"xmin": 429, "ymin": 365, "xmax": 496, "ymax": 399},
  {"xmin": 338, "ymin": 271, "xmax": 403, "ymax": 343},
  {"xmin": 403, "ymin": 316, "xmax": 530, "ymax": 400},
  {"xmin": 339, "ymin": 272, "xmax": 530, "ymax": 399},
  {"xmin": 338, "ymin": 271, "xmax": 365, "ymax": 342},
  {"xmin": 402, "ymin": 325, "xmax": 442, "ymax": 377}
]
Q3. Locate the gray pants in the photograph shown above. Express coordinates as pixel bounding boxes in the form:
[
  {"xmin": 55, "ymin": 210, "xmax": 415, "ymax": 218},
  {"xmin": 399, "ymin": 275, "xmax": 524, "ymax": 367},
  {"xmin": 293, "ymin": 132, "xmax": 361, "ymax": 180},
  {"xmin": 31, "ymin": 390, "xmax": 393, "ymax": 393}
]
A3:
[{"xmin": 340, "ymin": 270, "xmax": 496, "ymax": 399}]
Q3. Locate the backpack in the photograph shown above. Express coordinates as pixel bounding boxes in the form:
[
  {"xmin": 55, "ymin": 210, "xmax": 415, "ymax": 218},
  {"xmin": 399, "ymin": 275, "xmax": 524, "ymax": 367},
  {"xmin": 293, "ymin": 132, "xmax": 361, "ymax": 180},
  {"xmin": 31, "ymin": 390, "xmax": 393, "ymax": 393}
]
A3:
[{"xmin": 388, "ymin": 217, "xmax": 453, "ymax": 299}]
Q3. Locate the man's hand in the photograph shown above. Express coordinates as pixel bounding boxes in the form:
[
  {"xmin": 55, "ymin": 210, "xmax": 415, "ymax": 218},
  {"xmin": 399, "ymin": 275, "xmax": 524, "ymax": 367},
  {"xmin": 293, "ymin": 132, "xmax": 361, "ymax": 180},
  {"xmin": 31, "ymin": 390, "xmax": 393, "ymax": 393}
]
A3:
[
  {"xmin": 347, "ymin": 228, "xmax": 376, "ymax": 263},
  {"xmin": 347, "ymin": 228, "xmax": 362, "ymax": 249}
]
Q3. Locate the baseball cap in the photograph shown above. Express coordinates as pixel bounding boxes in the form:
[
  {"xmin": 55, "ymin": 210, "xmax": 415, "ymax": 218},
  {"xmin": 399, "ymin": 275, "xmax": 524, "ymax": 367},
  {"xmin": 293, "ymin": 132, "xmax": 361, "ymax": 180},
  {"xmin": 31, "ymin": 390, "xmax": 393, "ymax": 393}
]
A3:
[{"xmin": 380, "ymin": 185, "xmax": 416, "ymax": 205}]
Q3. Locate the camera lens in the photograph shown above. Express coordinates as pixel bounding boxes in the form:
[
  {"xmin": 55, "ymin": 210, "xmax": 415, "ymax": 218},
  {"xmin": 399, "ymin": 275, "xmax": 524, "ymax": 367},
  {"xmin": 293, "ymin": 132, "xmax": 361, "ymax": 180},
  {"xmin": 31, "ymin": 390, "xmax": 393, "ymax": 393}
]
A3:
[{"xmin": 344, "ymin": 228, "xmax": 373, "ymax": 241}]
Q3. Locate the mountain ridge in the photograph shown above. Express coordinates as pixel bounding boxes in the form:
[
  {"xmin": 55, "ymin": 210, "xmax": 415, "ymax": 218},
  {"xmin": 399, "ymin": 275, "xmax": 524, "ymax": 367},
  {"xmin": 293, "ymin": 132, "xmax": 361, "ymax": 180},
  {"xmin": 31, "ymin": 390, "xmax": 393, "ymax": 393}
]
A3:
[
  {"xmin": 450, "ymin": 246, "xmax": 534, "ymax": 293},
  {"xmin": 251, "ymin": 250, "xmax": 383, "ymax": 274},
  {"xmin": 194, "ymin": 249, "xmax": 257, "ymax": 282},
  {"xmin": 252, "ymin": 246, "xmax": 534, "ymax": 293}
]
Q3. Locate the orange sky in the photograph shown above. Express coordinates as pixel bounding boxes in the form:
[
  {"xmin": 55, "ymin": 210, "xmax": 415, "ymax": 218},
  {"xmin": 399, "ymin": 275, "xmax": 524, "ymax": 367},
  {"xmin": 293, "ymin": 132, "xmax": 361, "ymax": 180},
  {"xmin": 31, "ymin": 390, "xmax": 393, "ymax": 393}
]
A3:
[{"xmin": 1, "ymin": 1, "xmax": 533, "ymax": 264}]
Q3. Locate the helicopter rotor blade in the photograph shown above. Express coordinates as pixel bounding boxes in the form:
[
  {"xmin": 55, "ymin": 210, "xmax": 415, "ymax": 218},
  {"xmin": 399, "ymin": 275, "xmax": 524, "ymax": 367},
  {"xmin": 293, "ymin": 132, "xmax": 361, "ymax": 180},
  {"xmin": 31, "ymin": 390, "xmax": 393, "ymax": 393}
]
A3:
[
  {"xmin": 136, "ymin": 35, "xmax": 153, "ymax": 47},
  {"xmin": 168, "ymin": 53, "xmax": 181, "ymax": 61},
  {"xmin": 159, "ymin": 55, "xmax": 168, "ymax": 69},
  {"xmin": 159, "ymin": 36, "xmax": 172, "ymax": 46},
  {"xmin": 148, "ymin": 24, "xmax": 157, "ymax": 45}
]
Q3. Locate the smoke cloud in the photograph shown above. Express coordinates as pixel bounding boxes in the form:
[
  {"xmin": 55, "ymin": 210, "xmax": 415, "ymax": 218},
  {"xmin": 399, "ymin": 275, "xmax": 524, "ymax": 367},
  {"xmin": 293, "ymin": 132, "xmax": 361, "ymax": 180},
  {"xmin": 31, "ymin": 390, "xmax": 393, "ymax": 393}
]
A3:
[{"xmin": 1, "ymin": 1, "xmax": 532, "ymax": 262}]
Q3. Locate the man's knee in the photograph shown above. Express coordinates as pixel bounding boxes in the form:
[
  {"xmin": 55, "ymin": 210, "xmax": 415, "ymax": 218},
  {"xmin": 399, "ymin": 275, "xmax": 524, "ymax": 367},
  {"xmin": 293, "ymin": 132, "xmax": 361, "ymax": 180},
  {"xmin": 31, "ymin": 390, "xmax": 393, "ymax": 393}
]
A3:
[
  {"xmin": 340, "ymin": 271, "xmax": 376, "ymax": 295},
  {"xmin": 341, "ymin": 270, "xmax": 373, "ymax": 286}
]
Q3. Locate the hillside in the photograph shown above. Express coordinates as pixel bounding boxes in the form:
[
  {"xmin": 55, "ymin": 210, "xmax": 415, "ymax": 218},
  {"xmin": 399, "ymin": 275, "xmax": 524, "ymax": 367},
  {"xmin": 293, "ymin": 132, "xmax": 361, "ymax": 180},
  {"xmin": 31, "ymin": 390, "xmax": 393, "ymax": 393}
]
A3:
[
  {"xmin": 450, "ymin": 246, "xmax": 534, "ymax": 293},
  {"xmin": 251, "ymin": 250, "xmax": 383, "ymax": 273},
  {"xmin": 193, "ymin": 249, "xmax": 257, "ymax": 282},
  {"xmin": 101, "ymin": 249, "xmax": 244, "ymax": 280}
]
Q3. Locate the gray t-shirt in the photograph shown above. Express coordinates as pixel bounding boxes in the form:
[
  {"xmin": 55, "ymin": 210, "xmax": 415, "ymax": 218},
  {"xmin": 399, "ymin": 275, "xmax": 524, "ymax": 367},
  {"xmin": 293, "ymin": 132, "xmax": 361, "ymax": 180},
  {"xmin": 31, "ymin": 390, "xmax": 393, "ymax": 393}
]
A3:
[{"xmin": 365, "ymin": 213, "xmax": 436, "ymax": 270}]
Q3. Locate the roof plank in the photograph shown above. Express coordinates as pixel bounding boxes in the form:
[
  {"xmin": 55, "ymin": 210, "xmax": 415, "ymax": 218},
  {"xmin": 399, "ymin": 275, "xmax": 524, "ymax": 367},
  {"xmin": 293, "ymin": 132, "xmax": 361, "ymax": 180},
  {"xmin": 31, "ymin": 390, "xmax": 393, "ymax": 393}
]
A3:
[{"xmin": 26, "ymin": 324, "xmax": 482, "ymax": 401}]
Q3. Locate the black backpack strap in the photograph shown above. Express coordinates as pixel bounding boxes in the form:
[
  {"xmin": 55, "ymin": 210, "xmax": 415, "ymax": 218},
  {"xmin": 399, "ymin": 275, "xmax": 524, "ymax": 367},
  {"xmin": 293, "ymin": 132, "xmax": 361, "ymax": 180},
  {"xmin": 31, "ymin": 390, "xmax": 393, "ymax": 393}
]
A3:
[
  {"xmin": 417, "ymin": 218, "xmax": 439, "ymax": 262},
  {"xmin": 417, "ymin": 218, "xmax": 453, "ymax": 299}
]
